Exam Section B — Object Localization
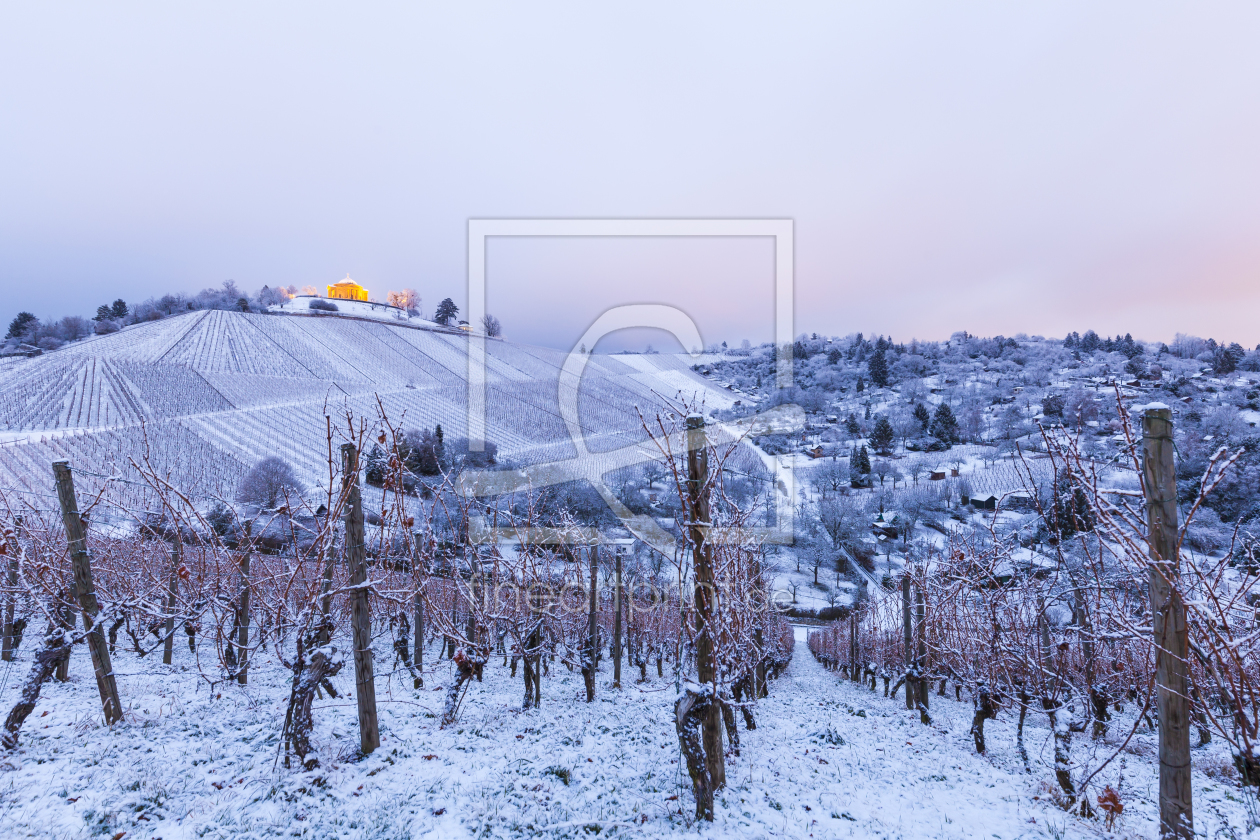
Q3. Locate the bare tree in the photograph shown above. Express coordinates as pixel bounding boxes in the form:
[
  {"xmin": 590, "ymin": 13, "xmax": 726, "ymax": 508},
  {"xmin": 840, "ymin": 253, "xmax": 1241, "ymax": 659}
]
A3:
[{"xmin": 236, "ymin": 456, "xmax": 301, "ymax": 509}]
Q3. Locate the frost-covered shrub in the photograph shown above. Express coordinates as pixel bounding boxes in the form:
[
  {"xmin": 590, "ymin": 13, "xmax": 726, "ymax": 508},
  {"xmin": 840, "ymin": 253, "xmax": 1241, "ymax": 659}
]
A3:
[
  {"xmin": 1184, "ymin": 506, "xmax": 1231, "ymax": 554},
  {"xmin": 206, "ymin": 501, "xmax": 237, "ymax": 536},
  {"xmin": 236, "ymin": 456, "xmax": 301, "ymax": 509},
  {"xmin": 309, "ymin": 299, "xmax": 339, "ymax": 312},
  {"xmin": 756, "ymin": 434, "xmax": 795, "ymax": 455}
]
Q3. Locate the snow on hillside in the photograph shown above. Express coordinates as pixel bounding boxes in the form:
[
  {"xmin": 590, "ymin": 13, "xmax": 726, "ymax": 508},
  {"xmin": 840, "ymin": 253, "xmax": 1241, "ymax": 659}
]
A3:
[
  {"xmin": 0, "ymin": 309, "xmax": 738, "ymax": 507},
  {"xmin": 273, "ymin": 296, "xmax": 440, "ymax": 328}
]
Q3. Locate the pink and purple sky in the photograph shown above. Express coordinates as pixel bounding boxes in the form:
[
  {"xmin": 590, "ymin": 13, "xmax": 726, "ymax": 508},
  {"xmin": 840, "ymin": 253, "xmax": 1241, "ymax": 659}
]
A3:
[{"xmin": 3, "ymin": 2, "xmax": 1259, "ymax": 351}]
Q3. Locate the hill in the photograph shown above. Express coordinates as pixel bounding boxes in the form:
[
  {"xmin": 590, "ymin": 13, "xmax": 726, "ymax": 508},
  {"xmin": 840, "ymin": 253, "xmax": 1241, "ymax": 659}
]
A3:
[{"xmin": 0, "ymin": 309, "xmax": 736, "ymax": 507}]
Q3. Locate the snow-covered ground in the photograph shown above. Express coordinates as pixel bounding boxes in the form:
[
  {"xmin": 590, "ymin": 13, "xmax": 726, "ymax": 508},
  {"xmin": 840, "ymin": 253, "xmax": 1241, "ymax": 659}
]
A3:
[
  {"xmin": 272, "ymin": 297, "xmax": 440, "ymax": 329},
  {"xmin": 0, "ymin": 629, "xmax": 1244, "ymax": 839}
]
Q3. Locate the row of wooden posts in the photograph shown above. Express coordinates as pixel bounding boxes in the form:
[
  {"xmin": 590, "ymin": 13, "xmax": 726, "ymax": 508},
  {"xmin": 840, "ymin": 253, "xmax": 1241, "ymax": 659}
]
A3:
[{"xmin": 11, "ymin": 444, "xmax": 382, "ymax": 756}]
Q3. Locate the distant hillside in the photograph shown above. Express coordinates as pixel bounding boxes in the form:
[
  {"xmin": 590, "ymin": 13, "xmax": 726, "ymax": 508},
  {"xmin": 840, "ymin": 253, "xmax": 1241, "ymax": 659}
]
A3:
[{"xmin": 0, "ymin": 309, "xmax": 736, "ymax": 506}]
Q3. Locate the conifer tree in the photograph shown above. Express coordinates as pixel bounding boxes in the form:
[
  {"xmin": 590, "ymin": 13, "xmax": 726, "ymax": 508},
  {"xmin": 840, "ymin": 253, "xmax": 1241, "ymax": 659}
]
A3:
[
  {"xmin": 870, "ymin": 415, "xmax": 895, "ymax": 454},
  {"xmin": 867, "ymin": 349, "xmax": 890, "ymax": 387},
  {"xmin": 845, "ymin": 414, "xmax": 861, "ymax": 437},
  {"xmin": 364, "ymin": 444, "xmax": 387, "ymax": 486},
  {"xmin": 5, "ymin": 312, "xmax": 37, "ymax": 341},
  {"xmin": 912, "ymin": 402, "xmax": 931, "ymax": 432},
  {"xmin": 849, "ymin": 445, "xmax": 873, "ymax": 488},
  {"xmin": 434, "ymin": 298, "xmax": 459, "ymax": 326},
  {"xmin": 930, "ymin": 403, "xmax": 960, "ymax": 446}
]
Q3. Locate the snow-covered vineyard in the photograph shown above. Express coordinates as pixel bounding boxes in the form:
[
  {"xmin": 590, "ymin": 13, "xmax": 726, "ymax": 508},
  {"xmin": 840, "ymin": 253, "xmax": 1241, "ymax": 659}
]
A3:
[
  {"xmin": 0, "ymin": 317, "xmax": 1257, "ymax": 840},
  {"xmin": 0, "ymin": 309, "xmax": 738, "ymax": 507}
]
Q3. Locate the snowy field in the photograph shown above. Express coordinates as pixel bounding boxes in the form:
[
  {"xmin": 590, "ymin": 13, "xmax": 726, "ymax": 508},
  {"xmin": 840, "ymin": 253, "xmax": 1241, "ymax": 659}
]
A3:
[{"xmin": 0, "ymin": 630, "xmax": 1245, "ymax": 839}]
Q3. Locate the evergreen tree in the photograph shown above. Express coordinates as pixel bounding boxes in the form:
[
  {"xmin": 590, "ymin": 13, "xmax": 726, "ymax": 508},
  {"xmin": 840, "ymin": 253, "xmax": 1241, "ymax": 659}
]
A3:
[
  {"xmin": 912, "ymin": 402, "xmax": 931, "ymax": 432},
  {"xmin": 404, "ymin": 426, "xmax": 444, "ymax": 475},
  {"xmin": 5, "ymin": 312, "xmax": 37, "ymax": 341},
  {"xmin": 827, "ymin": 348, "xmax": 841, "ymax": 365},
  {"xmin": 1119, "ymin": 333, "xmax": 1143, "ymax": 359},
  {"xmin": 1079, "ymin": 330, "xmax": 1100, "ymax": 352},
  {"xmin": 110, "ymin": 299, "xmax": 128, "ymax": 319},
  {"xmin": 845, "ymin": 414, "xmax": 861, "ymax": 437},
  {"xmin": 364, "ymin": 444, "xmax": 388, "ymax": 486},
  {"xmin": 856, "ymin": 376, "xmax": 865, "ymax": 393},
  {"xmin": 870, "ymin": 415, "xmax": 895, "ymax": 454},
  {"xmin": 930, "ymin": 403, "xmax": 960, "ymax": 445},
  {"xmin": 1047, "ymin": 473, "xmax": 1095, "ymax": 541},
  {"xmin": 1213, "ymin": 344, "xmax": 1244, "ymax": 375},
  {"xmin": 94, "ymin": 304, "xmax": 112, "ymax": 322},
  {"xmin": 849, "ymin": 445, "xmax": 873, "ymax": 489},
  {"xmin": 867, "ymin": 349, "xmax": 890, "ymax": 387},
  {"xmin": 434, "ymin": 298, "xmax": 459, "ymax": 326},
  {"xmin": 856, "ymin": 445, "xmax": 871, "ymax": 473}
]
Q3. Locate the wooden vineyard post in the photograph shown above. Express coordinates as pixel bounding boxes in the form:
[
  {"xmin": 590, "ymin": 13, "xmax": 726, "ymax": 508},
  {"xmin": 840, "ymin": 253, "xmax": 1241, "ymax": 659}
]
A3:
[
  {"xmin": 163, "ymin": 539, "xmax": 180, "ymax": 665},
  {"xmin": 902, "ymin": 575, "xmax": 914, "ymax": 710},
  {"xmin": 1142, "ymin": 407, "xmax": 1193, "ymax": 839},
  {"xmin": 235, "ymin": 521, "xmax": 252, "ymax": 685},
  {"xmin": 412, "ymin": 532, "xmax": 424, "ymax": 687},
  {"xmin": 2, "ymin": 516, "xmax": 20, "ymax": 662},
  {"xmin": 341, "ymin": 444, "xmax": 380, "ymax": 755},
  {"xmin": 584, "ymin": 544, "xmax": 598, "ymax": 702},
  {"xmin": 613, "ymin": 549, "xmax": 623, "ymax": 689},
  {"xmin": 51, "ymin": 461, "xmax": 123, "ymax": 725},
  {"xmin": 686, "ymin": 414, "xmax": 725, "ymax": 791},
  {"xmin": 850, "ymin": 611, "xmax": 859, "ymax": 683},
  {"xmin": 916, "ymin": 586, "xmax": 929, "ymax": 712}
]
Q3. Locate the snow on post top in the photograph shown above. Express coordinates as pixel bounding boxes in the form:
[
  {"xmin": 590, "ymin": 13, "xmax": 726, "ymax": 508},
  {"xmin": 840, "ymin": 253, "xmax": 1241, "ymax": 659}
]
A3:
[{"xmin": 1135, "ymin": 402, "xmax": 1170, "ymax": 413}]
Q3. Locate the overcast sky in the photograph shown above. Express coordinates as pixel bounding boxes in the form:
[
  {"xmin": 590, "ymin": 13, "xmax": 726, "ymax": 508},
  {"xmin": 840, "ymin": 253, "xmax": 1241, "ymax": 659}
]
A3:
[{"xmin": 3, "ymin": 2, "xmax": 1259, "ymax": 352}]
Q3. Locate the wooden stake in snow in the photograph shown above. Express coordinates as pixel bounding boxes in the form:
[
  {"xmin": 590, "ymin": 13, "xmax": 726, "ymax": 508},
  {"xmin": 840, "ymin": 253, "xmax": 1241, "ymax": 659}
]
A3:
[
  {"xmin": 341, "ymin": 443, "xmax": 380, "ymax": 755},
  {"xmin": 902, "ymin": 575, "xmax": 913, "ymax": 710},
  {"xmin": 51, "ymin": 461, "xmax": 123, "ymax": 725},
  {"xmin": 1141, "ymin": 406, "xmax": 1193, "ymax": 840},
  {"xmin": 411, "ymin": 531, "xmax": 424, "ymax": 688},
  {"xmin": 1, "ymin": 517, "xmax": 20, "ymax": 662},
  {"xmin": 234, "ymin": 520, "xmax": 252, "ymax": 685},
  {"xmin": 583, "ymin": 544, "xmax": 598, "ymax": 702},
  {"xmin": 163, "ymin": 538, "xmax": 180, "ymax": 665},
  {"xmin": 686, "ymin": 414, "xmax": 725, "ymax": 791},
  {"xmin": 613, "ymin": 549, "xmax": 623, "ymax": 690},
  {"xmin": 916, "ymin": 586, "xmax": 930, "ymax": 713}
]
